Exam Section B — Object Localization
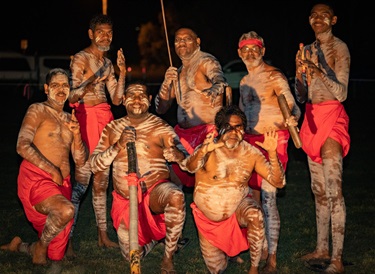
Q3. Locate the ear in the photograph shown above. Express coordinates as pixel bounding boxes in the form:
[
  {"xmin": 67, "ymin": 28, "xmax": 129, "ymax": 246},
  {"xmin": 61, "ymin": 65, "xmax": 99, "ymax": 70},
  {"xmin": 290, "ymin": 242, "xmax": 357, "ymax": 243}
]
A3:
[
  {"xmin": 88, "ymin": 29, "xmax": 94, "ymax": 40},
  {"xmin": 44, "ymin": 84, "xmax": 49, "ymax": 95},
  {"xmin": 331, "ymin": 15, "xmax": 338, "ymax": 26},
  {"xmin": 237, "ymin": 48, "xmax": 242, "ymax": 58},
  {"xmin": 196, "ymin": 37, "xmax": 201, "ymax": 47},
  {"xmin": 261, "ymin": 47, "xmax": 266, "ymax": 56}
]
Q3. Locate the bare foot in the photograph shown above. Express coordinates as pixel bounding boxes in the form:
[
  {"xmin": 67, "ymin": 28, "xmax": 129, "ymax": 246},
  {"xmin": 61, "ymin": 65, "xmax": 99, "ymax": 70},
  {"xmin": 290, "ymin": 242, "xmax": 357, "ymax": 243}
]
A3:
[
  {"xmin": 229, "ymin": 255, "xmax": 245, "ymax": 264},
  {"xmin": 260, "ymin": 248, "xmax": 268, "ymax": 261},
  {"xmin": 161, "ymin": 256, "xmax": 175, "ymax": 274},
  {"xmin": 261, "ymin": 264, "xmax": 277, "ymax": 274},
  {"xmin": 98, "ymin": 229, "xmax": 119, "ymax": 248},
  {"xmin": 65, "ymin": 239, "xmax": 76, "ymax": 258},
  {"xmin": 248, "ymin": 265, "xmax": 259, "ymax": 274},
  {"xmin": 323, "ymin": 260, "xmax": 344, "ymax": 274},
  {"xmin": 300, "ymin": 250, "xmax": 330, "ymax": 261},
  {"xmin": 31, "ymin": 241, "xmax": 47, "ymax": 265},
  {"xmin": 0, "ymin": 236, "xmax": 22, "ymax": 252}
]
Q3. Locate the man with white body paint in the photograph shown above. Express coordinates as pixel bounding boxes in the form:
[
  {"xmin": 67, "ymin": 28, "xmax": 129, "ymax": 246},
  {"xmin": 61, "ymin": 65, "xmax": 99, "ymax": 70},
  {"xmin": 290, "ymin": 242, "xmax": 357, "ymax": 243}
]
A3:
[
  {"xmin": 67, "ymin": 14, "xmax": 126, "ymax": 254},
  {"xmin": 90, "ymin": 82, "xmax": 188, "ymax": 274}
]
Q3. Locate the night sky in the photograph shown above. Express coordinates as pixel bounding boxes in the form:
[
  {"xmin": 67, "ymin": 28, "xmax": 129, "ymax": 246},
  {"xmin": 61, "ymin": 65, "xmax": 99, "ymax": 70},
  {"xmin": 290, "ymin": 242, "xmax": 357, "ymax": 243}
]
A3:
[{"xmin": 1, "ymin": 0, "xmax": 373, "ymax": 79}]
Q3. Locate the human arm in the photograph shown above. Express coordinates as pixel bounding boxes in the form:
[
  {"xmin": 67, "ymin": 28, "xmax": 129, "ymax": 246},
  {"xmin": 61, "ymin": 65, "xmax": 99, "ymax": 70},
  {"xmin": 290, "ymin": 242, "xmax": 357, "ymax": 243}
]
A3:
[
  {"xmin": 154, "ymin": 66, "xmax": 178, "ymax": 114},
  {"xmin": 106, "ymin": 49, "xmax": 126, "ymax": 106},
  {"xmin": 254, "ymin": 128, "xmax": 285, "ymax": 188},
  {"xmin": 66, "ymin": 110, "xmax": 88, "ymax": 167},
  {"xmin": 184, "ymin": 131, "xmax": 224, "ymax": 173},
  {"xmin": 90, "ymin": 125, "xmax": 135, "ymax": 174}
]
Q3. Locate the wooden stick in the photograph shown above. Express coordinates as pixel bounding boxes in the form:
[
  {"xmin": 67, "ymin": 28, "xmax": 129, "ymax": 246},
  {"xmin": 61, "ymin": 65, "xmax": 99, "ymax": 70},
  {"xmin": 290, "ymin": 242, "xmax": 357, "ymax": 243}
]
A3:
[
  {"xmin": 277, "ymin": 94, "xmax": 302, "ymax": 149},
  {"xmin": 127, "ymin": 133, "xmax": 141, "ymax": 273},
  {"xmin": 160, "ymin": 0, "xmax": 180, "ymax": 104}
]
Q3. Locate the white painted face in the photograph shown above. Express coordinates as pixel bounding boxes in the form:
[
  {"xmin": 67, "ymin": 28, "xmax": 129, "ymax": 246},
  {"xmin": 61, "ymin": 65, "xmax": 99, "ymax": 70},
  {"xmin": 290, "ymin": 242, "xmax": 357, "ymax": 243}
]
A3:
[
  {"xmin": 46, "ymin": 73, "xmax": 70, "ymax": 106},
  {"xmin": 221, "ymin": 115, "xmax": 245, "ymax": 149},
  {"xmin": 93, "ymin": 23, "xmax": 113, "ymax": 52},
  {"xmin": 124, "ymin": 84, "xmax": 150, "ymax": 116}
]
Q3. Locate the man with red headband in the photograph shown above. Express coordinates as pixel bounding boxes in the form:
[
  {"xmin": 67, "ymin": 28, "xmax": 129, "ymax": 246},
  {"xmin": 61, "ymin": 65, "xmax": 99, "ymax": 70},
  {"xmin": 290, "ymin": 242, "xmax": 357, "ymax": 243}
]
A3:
[
  {"xmin": 155, "ymin": 28, "xmax": 228, "ymax": 189},
  {"xmin": 295, "ymin": 3, "xmax": 350, "ymax": 273},
  {"xmin": 237, "ymin": 31, "xmax": 301, "ymax": 274}
]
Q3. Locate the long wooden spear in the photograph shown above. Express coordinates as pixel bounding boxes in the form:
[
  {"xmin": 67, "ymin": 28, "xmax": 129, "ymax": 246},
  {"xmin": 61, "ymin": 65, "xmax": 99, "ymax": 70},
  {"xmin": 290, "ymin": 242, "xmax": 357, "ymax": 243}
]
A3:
[{"xmin": 160, "ymin": 0, "xmax": 181, "ymax": 104}]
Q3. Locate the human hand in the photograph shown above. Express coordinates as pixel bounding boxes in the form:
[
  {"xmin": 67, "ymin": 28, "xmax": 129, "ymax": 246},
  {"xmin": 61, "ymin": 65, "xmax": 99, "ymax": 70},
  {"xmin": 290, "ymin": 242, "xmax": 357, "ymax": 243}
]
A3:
[
  {"xmin": 255, "ymin": 127, "xmax": 278, "ymax": 152},
  {"xmin": 164, "ymin": 66, "xmax": 178, "ymax": 85},
  {"xmin": 117, "ymin": 126, "xmax": 136, "ymax": 149},
  {"xmin": 200, "ymin": 131, "xmax": 224, "ymax": 154},
  {"xmin": 117, "ymin": 48, "xmax": 126, "ymax": 74},
  {"xmin": 284, "ymin": 115, "xmax": 298, "ymax": 128},
  {"xmin": 163, "ymin": 146, "xmax": 185, "ymax": 162},
  {"xmin": 65, "ymin": 109, "xmax": 80, "ymax": 136}
]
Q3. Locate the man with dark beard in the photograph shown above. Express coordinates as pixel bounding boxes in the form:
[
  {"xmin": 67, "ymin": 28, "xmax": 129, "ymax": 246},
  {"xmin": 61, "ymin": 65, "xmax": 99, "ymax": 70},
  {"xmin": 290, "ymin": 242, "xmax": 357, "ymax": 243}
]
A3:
[
  {"xmin": 182, "ymin": 105, "xmax": 285, "ymax": 274},
  {"xmin": 67, "ymin": 14, "xmax": 126, "ymax": 255}
]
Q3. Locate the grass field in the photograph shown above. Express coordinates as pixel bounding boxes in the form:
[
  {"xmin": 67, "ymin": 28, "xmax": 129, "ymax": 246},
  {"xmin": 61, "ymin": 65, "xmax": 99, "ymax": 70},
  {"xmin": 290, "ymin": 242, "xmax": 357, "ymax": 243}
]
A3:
[{"xmin": 0, "ymin": 82, "xmax": 374, "ymax": 273}]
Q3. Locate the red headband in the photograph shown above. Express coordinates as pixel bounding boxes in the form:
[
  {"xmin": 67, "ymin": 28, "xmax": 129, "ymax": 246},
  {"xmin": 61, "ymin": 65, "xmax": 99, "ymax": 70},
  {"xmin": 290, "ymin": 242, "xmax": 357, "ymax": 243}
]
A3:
[{"xmin": 238, "ymin": 38, "xmax": 263, "ymax": 49}]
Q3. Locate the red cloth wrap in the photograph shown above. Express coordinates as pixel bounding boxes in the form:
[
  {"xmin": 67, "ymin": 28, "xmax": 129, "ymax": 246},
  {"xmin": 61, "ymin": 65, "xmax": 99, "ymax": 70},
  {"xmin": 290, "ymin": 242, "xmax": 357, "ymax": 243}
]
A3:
[
  {"xmin": 243, "ymin": 130, "xmax": 289, "ymax": 191},
  {"xmin": 172, "ymin": 124, "xmax": 217, "ymax": 187},
  {"xmin": 300, "ymin": 101, "xmax": 350, "ymax": 164},
  {"xmin": 239, "ymin": 38, "xmax": 264, "ymax": 49},
  {"xmin": 70, "ymin": 102, "xmax": 114, "ymax": 154},
  {"xmin": 111, "ymin": 180, "xmax": 168, "ymax": 246},
  {"xmin": 190, "ymin": 202, "xmax": 249, "ymax": 256},
  {"xmin": 17, "ymin": 160, "xmax": 73, "ymax": 261}
]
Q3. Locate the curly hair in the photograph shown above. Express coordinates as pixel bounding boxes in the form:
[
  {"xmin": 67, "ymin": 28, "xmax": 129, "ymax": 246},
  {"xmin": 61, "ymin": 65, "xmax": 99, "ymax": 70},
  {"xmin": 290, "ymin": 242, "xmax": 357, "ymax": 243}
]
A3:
[
  {"xmin": 215, "ymin": 105, "xmax": 247, "ymax": 132},
  {"xmin": 89, "ymin": 14, "xmax": 113, "ymax": 31}
]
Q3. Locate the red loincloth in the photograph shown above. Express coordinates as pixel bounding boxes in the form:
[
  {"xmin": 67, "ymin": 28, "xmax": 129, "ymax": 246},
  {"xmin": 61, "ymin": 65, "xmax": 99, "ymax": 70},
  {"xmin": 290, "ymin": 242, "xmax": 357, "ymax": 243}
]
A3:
[
  {"xmin": 17, "ymin": 160, "xmax": 73, "ymax": 261},
  {"xmin": 300, "ymin": 101, "xmax": 350, "ymax": 164},
  {"xmin": 172, "ymin": 124, "xmax": 217, "ymax": 187},
  {"xmin": 190, "ymin": 202, "xmax": 249, "ymax": 256},
  {"xmin": 111, "ymin": 180, "xmax": 168, "ymax": 246},
  {"xmin": 244, "ymin": 130, "xmax": 289, "ymax": 191},
  {"xmin": 70, "ymin": 102, "xmax": 114, "ymax": 154}
]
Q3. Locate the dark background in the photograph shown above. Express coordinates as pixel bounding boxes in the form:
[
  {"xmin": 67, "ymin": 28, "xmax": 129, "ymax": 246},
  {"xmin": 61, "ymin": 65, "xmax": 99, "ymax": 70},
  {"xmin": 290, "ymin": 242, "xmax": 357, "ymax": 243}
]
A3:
[{"xmin": 1, "ymin": 0, "xmax": 373, "ymax": 79}]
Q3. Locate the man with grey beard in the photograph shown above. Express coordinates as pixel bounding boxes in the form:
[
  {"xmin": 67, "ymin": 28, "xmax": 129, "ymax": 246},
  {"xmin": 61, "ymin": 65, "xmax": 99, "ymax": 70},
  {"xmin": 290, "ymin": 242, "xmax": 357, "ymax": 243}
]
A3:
[{"xmin": 67, "ymin": 14, "xmax": 126, "ymax": 255}]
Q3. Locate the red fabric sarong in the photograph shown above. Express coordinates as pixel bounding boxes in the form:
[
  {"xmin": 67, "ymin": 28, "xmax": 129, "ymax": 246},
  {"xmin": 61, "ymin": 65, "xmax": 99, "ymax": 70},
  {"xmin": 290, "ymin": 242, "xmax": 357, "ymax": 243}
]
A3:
[
  {"xmin": 111, "ymin": 180, "xmax": 167, "ymax": 246},
  {"xmin": 17, "ymin": 160, "xmax": 73, "ymax": 261},
  {"xmin": 190, "ymin": 202, "xmax": 248, "ymax": 256},
  {"xmin": 70, "ymin": 102, "xmax": 114, "ymax": 154},
  {"xmin": 243, "ymin": 130, "xmax": 289, "ymax": 191},
  {"xmin": 172, "ymin": 124, "xmax": 216, "ymax": 187},
  {"xmin": 300, "ymin": 101, "xmax": 350, "ymax": 164}
]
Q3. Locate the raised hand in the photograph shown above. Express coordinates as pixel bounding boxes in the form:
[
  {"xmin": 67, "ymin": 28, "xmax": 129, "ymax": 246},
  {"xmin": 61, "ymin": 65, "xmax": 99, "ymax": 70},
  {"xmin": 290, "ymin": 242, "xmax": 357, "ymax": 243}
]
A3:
[
  {"xmin": 255, "ymin": 127, "xmax": 278, "ymax": 152},
  {"xmin": 117, "ymin": 48, "xmax": 126, "ymax": 74}
]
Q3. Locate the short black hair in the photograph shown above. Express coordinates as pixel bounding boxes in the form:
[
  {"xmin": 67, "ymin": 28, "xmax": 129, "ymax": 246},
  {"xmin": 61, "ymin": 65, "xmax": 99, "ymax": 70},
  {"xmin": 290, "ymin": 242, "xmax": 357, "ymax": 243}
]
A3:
[
  {"xmin": 45, "ymin": 68, "xmax": 69, "ymax": 85},
  {"xmin": 89, "ymin": 14, "xmax": 113, "ymax": 31}
]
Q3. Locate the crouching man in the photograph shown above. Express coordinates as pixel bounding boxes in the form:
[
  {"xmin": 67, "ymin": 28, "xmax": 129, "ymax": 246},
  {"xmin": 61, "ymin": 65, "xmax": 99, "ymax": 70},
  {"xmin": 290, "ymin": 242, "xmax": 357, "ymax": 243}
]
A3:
[{"xmin": 183, "ymin": 105, "xmax": 285, "ymax": 274}]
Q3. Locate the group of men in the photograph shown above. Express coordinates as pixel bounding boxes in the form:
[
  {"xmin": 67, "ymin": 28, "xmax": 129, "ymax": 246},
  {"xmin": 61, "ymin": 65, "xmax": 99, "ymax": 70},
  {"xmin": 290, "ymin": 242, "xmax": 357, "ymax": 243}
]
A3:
[{"xmin": 1, "ymin": 2, "xmax": 350, "ymax": 274}]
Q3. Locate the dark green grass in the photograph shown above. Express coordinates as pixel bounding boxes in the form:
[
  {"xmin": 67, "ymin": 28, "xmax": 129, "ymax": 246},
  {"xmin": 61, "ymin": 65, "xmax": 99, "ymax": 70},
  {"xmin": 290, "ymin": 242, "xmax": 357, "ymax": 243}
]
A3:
[{"xmin": 1, "ymin": 83, "xmax": 374, "ymax": 273}]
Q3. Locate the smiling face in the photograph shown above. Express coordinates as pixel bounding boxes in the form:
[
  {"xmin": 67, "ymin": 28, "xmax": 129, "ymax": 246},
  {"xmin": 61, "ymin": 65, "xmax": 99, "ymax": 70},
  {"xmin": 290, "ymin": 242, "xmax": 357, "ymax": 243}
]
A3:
[
  {"xmin": 123, "ymin": 84, "xmax": 151, "ymax": 117},
  {"xmin": 44, "ymin": 73, "xmax": 70, "ymax": 106},
  {"xmin": 309, "ymin": 4, "xmax": 337, "ymax": 34}
]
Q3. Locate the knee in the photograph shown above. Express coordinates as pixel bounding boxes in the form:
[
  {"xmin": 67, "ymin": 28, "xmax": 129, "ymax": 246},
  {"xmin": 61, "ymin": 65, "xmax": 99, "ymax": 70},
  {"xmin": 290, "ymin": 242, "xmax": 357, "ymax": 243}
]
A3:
[
  {"xmin": 168, "ymin": 189, "xmax": 185, "ymax": 209},
  {"xmin": 61, "ymin": 203, "xmax": 75, "ymax": 221}
]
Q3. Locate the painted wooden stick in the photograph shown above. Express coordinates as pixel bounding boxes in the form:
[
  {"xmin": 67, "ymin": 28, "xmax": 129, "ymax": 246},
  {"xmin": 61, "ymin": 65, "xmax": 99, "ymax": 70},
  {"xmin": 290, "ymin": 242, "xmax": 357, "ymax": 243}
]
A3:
[{"xmin": 277, "ymin": 94, "xmax": 302, "ymax": 149}]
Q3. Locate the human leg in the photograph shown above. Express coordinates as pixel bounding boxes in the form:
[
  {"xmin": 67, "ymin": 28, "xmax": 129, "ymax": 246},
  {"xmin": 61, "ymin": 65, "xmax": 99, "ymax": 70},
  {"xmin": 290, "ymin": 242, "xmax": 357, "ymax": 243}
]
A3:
[
  {"xmin": 150, "ymin": 183, "xmax": 186, "ymax": 272},
  {"xmin": 237, "ymin": 197, "xmax": 264, "ymax": 274},
  {"xmin": 33, "ymin": 194, "xmax": 74, "ymax": 264},
  {"xmin": 92, "ymin": 168, "xmax": 118, "ymax": 248},
  {"xmin": 321, "ymin": 138, "xmax": 345, "ymax": 272},
  {"xmin": 301, "ymin": 157, "xmax": 330, "ymax": 261},
  {"xmin": 67, "ymin": 161, "xmax": 91, "ymax": 256},
  {"xmin": 261, "ymin": 180, "xmax": 279, "ymax": 273}
]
